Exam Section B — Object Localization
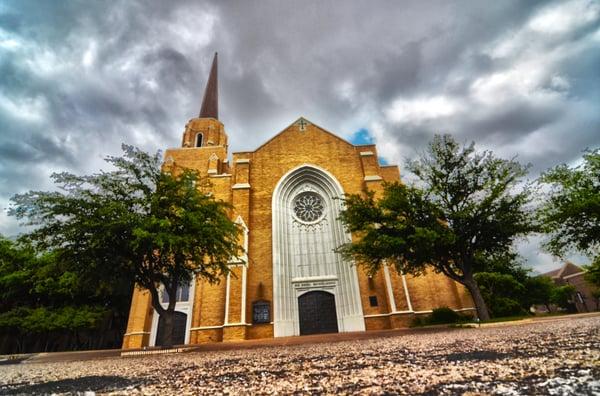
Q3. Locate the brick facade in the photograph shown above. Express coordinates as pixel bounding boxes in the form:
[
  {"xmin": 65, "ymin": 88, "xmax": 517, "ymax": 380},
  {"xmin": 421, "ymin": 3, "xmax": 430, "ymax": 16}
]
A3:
[{"xmin": 122, "ymin": 116, "xmax": 475, "ymax": 349}]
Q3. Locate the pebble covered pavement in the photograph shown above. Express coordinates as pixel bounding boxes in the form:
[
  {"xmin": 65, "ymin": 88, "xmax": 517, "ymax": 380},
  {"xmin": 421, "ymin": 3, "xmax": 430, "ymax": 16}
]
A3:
[{"xmin": 1, "ymin": 316, "xmax": 599, "ymax": 395}]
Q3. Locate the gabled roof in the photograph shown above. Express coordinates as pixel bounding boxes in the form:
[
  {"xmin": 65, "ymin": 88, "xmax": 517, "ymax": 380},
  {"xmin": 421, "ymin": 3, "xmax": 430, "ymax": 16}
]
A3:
[
  {"xmin": 541, "ymin": 261, "xmax": 584, "ymax": 279},
  {"xmin": 557, "ymin": 261, "xmax": 584, "ymax": 278},
  {"xmin": 250, "ymin": 117, "xmax": 361, "ymax": 153},
  {"xmin": 541, "ymin": 268, "xmax": 561, "ymax": 278}
]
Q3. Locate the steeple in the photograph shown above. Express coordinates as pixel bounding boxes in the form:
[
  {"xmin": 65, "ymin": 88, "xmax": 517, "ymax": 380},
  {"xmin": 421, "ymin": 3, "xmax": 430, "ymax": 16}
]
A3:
[
  {"xmin": 180, "ymin": 52, "xmax": 227, "ymax": 149},
  {"xmin": 199, "ymin": 52, "xmax": 218, "ymax": 119}
]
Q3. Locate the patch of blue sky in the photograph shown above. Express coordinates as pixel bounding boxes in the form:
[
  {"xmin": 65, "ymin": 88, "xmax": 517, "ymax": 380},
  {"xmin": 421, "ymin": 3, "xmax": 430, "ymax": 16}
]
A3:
[
  {"xmin": 350, "ymin": 128, "xmax": 373, "ymax": 145},
  {"xmin": 349, "ymin": 128, "xmax": 389, "ymax": 165}
]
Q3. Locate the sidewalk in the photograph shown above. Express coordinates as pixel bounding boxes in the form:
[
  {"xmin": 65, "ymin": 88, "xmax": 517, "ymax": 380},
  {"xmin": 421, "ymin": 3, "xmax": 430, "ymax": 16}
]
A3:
[{"xmin": 4, "ymin": 311, "xmax": 598, "ymax": 365}]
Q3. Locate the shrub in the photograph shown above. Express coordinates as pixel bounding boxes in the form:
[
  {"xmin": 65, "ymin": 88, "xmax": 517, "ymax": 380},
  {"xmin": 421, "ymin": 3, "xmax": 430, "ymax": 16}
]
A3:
[
  {"xmin": 490, "ymin": 297, "xmax": 524, "ymax": 317},
  {"xmin": 429, "ymin": 307, "xmax": 462, "ymax": 324},
  {"xmin": 410, "ymin": 307, "xmax": 472, "ymax": 327}
]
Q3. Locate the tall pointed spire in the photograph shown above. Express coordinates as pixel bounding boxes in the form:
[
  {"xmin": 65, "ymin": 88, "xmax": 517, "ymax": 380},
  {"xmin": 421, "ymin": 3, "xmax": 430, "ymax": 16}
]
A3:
[{"xmin": 199, "ymin": 52, "xmax": 218, "ymax": 119}]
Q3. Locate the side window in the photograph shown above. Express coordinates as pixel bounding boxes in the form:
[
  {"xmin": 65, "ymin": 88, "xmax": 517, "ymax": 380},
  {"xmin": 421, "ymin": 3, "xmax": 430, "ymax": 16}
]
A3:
[
  {"xmin": 252, "ymin": 300, "xmax": 271, "ymax": 324},
  {"xmin": 195, "ymin": 133, "xmax": 203, "ymax": 147},
  {"xmin": 369, "ymin": 296, "xmax": 378, "ymax": 307},
  {"xmin": 161, "ymin": 282, "xmax": 191, "ymax": 304}
]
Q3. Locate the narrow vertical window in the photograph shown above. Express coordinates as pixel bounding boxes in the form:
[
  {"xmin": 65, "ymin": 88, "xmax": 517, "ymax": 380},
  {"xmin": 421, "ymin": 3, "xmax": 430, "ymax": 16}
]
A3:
[
  {"xmin": 195, "ymin": 133, "xmax": 203, "ymax": 147},
  {"xmin": 252, "ymin": 300, "xmax": 271, "ymax": 324},
  {"xmin": 369, "ymin": 296, "xmax": 378, "ymax": 307}
]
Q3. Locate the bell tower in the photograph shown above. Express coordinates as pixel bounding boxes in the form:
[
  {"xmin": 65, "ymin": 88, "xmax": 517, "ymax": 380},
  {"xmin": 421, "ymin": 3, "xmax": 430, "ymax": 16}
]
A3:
[{"xmin": 181, "ymin": 52, "xmax": 228, "ymax": 150}]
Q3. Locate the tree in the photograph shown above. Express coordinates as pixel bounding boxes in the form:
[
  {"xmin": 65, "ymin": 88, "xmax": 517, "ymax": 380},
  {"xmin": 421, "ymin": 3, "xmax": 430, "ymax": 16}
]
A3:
[
  {"xmin": 550, "ymin": 285, "xmax": 577, "ymax": 311},
  {"xmin": 474, "ymin": 272, "xmax": 525, "ymax": 317},
  {"xmin": 337, "ymin": 135, "xmax": 535, "ymax": 321},
  {"xmin": 539, "ymin": 149, "xmax": 600, "ymax": 262},
  {"xmin": 10, "ymin": 145, "xmax": 241, "ymax": 347},
  {"xmin": 584, "ymin": 258, "xmax": 600, "ymax": 309},
  {"xmin": 0, "ymin": 236, "xmax": 120, "ymax": 353},
  {"xmin": 584, "ymin": 257, "xmax": 600, "ymax": 289},
  {"xmin": 523, "ymin": 275, "xmax": 555, "ymax": 312}
]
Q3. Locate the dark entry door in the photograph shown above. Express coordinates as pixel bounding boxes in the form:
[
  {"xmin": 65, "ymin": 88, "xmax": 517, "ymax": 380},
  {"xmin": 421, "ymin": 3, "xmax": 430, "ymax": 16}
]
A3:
[
  {"xmin": 155, "ymin": 311, "xmax": 187, "ymax": 346},
  {"xmin": 298, "ymin": 291, "xmax": 339, "ymax": 335}
]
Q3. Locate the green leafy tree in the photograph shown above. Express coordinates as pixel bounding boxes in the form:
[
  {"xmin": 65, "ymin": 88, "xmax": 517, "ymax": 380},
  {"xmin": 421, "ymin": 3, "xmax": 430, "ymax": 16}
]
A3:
[
  {"xmin": 0, "ymin": 236, "xmax": 117, "ymax": 353},
  {"xmin": 474, "ymin": 250, "xmax": 530, "ymax": 284},
  {"xmin": 584, "ymin": 257, "xmax": 600, "ymax": 288},
  {"xmin": 474, "ymin": 272, "xmax": 525, "ymax": 317},
  {"xmin": 583, "ymin": 258, "xmax": 600, "ymax": 309},
  {"xmin": 10, "ymin": 145, "xmax": 241, "ymax": 347},
  {"xmin": 523, "ymin": 275, "xmax": 555, "ymax": 312},
  {"xmin": 539, "ymin": 149, "xmax": 600, "ymax": 262},
  {"xmin": 550, "ymin": 284, "xmax": 577, "ymax": 311},
  {"xmin": 338, "ymin": 135, "xmax": 535, "ymax": 320}
]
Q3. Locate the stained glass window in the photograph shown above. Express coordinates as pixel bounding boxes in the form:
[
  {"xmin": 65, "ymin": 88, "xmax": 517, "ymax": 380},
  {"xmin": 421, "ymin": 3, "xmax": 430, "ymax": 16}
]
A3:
[{"xmin": 293, "ymin": 192, "xmax": 324, "ymax": 222}]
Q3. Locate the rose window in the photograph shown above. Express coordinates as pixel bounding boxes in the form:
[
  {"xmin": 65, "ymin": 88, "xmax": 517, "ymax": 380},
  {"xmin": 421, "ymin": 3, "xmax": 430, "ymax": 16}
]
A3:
[{"xmin": 293, "ymin": 192, "xmax": 325, "ymax": 223}]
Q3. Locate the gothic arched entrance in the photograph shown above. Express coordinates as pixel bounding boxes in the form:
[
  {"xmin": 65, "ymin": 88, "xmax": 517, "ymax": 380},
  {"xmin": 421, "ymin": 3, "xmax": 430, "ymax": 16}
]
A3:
[
  {"xmin": 298, "ymin": 291, "xmax": 339, "ymax": 335},
  {"xmin": 272, "ymin": 164, "xmax": 365, "ymax": 337},
  {"xmin": 155, "ymin": 311, "xmax": 187, "ymax": 346}
]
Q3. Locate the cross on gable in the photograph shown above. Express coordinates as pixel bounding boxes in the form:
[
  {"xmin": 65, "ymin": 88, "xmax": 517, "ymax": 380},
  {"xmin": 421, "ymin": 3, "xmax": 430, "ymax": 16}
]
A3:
[{"xmin": 296, "ymin": 118, "xmax": 309, "ymax": 131}]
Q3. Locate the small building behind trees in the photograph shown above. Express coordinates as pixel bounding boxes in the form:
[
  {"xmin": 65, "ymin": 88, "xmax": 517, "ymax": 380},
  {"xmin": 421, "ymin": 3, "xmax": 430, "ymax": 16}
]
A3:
[{"xmin": 540, "ymin": 262, "xmax": 599, "ymax": 313}]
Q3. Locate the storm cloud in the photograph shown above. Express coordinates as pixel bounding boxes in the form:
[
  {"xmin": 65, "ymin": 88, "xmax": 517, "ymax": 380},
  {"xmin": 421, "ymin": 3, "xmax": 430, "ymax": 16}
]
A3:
[{"xmin": 1, "ymin": 0, "xmax": 599, "ymax": 272}]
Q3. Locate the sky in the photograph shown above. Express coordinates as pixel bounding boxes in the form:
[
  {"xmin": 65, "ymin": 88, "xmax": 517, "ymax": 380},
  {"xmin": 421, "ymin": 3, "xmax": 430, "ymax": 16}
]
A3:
[{"xmin": 1, "ymin": 0, "xmax": 599, "ymax": 273}]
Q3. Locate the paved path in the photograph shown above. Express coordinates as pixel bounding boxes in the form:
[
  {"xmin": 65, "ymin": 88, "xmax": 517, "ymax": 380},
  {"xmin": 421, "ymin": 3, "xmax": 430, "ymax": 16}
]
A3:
[
  {"xmin": 8, "ymin": 312, "xmax": 600, "ymax": 365},
  {"xmin": 1, "ymin": 314, "xmax": 598, "ymax": 395}
]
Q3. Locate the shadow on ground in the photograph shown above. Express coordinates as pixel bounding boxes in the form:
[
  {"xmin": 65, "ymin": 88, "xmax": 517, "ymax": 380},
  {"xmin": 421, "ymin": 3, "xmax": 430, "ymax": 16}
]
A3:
[
  {"xmin": 445, "ymin": 350, "xmax": 510, "ymax": 362},
  {"xmin": 0, "ymin": 375, "xmax": 139, "ymax": 395}
]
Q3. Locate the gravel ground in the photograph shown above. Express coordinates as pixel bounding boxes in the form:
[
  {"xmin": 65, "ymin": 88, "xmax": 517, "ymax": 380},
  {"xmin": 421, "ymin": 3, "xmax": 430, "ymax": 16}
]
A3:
[{"xmin": 1, "ymin": 316, "xmax": 599, "ymax": 395}]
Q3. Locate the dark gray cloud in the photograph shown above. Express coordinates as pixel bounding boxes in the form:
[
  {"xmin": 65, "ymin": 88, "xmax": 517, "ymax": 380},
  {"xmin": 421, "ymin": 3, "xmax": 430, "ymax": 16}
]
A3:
[{"xmin": 1, "ymin": 0, "xmax": 598, "ymax": 272}]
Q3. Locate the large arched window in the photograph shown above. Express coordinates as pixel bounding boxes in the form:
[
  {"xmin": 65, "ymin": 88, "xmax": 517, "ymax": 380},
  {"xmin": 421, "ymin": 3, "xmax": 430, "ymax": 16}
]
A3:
[
  {"xmin": 271, "ymin": 164, "xmax": 365, "ymax": 337},
  {"xmin": 195, "ymin": 133, "xmax": 203, "ymax": 147}
]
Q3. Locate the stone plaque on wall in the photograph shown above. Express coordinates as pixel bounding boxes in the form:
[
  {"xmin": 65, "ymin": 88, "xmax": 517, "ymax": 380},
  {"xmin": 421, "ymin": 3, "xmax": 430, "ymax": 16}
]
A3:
[{"xmin": 253, "ymin": 300, "xmax": 270, "ymax": 324}]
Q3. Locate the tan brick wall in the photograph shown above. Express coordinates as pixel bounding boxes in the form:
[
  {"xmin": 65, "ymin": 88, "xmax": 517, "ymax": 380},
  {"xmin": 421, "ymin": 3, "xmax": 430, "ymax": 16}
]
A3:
[
  {"xmin": 390, "ymin": 313, "xmax": 415, "ymax": 328},
  {"xmin": 247, "ymin": 323, "xmax": 273, "ymax": 340},
  {"xmin": 223, "ymin": 325, "xmax": 247, "ymax": 342},
  {"xmin": 181, "ymin": 118, "xmax": 228, "ymax": 148},
  {"xmin": 197, "ymin": 279, "xmax": 227, "ymax": 327},
  {"xmin": 389, "ymin": 270, "xmax": 411, "ymax": 312},
  {"xmin": 380, "ymin": 165, "xmax": 400, "ymax": 182},
  {"xmin": 191, "ymin": 328, "xmax": 222, "ymax": 343},
  {"xmin": 364, "ymin": 316, "xmax": 391, "ymax": 330},
  {"xmin": 226, "ymin": 266, "xmax": 244, "ymax": 324},
  {"xmin": 357, "ymin": 270, "xmax": 391, "ymax": 316},
  {"xmin": 122, "ymin": 287, "xmax": 154, "ymax": 349}
]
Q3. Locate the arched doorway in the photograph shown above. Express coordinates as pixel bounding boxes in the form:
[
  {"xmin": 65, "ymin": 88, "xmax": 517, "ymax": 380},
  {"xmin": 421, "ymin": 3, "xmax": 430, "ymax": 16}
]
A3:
[
  {"xmin": 155, "ymin": 311, "xmax": 187, "ymax": 346},
  {"xmin": 298, "ymin": 291, "xmax": 339, "ymax": 335}
]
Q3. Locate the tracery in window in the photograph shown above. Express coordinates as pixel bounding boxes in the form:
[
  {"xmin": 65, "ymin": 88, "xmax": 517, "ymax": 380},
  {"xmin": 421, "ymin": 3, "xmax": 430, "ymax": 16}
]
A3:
[{"xmin": 293, "ymin": 191, "xmax": 325, "ymax": 223}]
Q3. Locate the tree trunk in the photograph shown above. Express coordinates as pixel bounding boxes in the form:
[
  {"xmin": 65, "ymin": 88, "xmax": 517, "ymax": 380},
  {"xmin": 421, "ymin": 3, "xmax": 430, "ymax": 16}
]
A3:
[
  {"xmin": 161, "ymin": 309, "xmax": 175, "ymax": 348},
  {"xmin": 148, "ymin": 282, "xmax": 177, "ymax": 348},
  {"xmin": 463, "ymin": 276, "xmax": 491, "ymax": 321}
]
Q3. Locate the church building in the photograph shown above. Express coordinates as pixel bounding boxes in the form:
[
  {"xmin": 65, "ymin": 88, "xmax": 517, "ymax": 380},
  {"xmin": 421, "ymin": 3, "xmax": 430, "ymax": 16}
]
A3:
[{"xmin": 122, "ymin": 53, "xmax": 475, "ymax": 348}]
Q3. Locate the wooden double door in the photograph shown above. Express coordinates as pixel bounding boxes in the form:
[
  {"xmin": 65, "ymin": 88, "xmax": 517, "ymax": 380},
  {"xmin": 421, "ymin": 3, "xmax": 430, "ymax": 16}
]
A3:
[{"xmin": 298, "ymin": 291, "xmax": 339, "ymax": 335}]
